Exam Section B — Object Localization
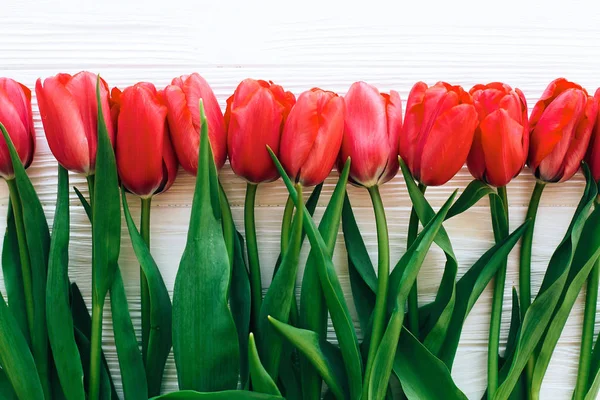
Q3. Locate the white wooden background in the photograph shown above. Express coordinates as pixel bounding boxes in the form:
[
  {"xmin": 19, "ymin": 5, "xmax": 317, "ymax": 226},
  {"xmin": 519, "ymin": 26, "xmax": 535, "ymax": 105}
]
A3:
[{"xmin": 2, "ymin": 0, "xmax": 600, "ymax": 398}]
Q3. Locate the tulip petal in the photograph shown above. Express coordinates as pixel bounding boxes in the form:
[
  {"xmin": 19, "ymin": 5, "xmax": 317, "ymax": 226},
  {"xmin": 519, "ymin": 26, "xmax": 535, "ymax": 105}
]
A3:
[
  {"xmin": 585, "ymin": 89, "xmax": 600, "ymax": 181},
  {"xmin": 164, "ymin": 85, "xmax": 200, "ymax": 174},
  {"xmin": 419, "ymin": 104, "xmax": 478, "ymax": 186},
  {"xmin": 479, "ymin": 109, "xmax": 527, "ymax": 187},
  {"xmin": 228, "ymin": 86, "xmax": 283, "ymax": 183},
  {"xmin": 0, "ymin": 90, "xmax": 30, "ymax": 178},
  {"xmin": 340, "ymin": 81, "xmax": 388, "ymax": 187},
  {"xmin": 36, "ymin": 78, "xmax": 90, "ymax": 174},
  {"xmin": 378, "ymin": 90, "xmax": 402, "ymax": 184},
  {"xmin": 117, "ymin": 84, "xmax": 168, "ymax": 197}
]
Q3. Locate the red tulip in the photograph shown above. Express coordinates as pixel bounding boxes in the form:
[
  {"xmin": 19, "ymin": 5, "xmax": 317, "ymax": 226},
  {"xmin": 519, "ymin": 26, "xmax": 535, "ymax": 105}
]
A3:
[
  {"xmin": 109, "ymin": 87, "xmax": 122, "ymax": 133},
  {"xmin": 0, "ymin": 78, "xmax": 35, "ymax": 179},
  {"xmin": 115, "ymin": 82, "xmax": 178, "ymax": 198},
  {"xmin": 36, "ymin": 71, "xmax": 114, "ymax": 175},
  {"xmin": 164, "ymin": 73, "xmax": 227, "ymax": 174},
  {"xmin": 585, "ymin": 88, "xmax": 600, "ymax": 181},
  {"xmin": 467, "ymin": 82, "xmax": 529, "ymax": 187},
  {"xmin": 529, "ymin": 78, "xmax": 598, "ymax": 183},
  {"xmin": 226, "ymin": 79, "xmax": 295, "ymax": 183},
  {"xmin": 279, "ymin": 88, "xmax": 344, "ymax": 187},
  {"xmin": 338, "ymin": 81, "xmax": 402, "ymax": 187},
  {"xmin": 399, "ymin": 81, "xmax": 478, "ymax": 186}
]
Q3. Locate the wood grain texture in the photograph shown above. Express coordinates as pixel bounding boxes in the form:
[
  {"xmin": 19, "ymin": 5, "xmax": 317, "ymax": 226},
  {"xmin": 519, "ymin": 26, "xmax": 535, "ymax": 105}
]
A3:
[{"xmin": 2, "ymin": 1, "xmax": 600, "ymax": 398}]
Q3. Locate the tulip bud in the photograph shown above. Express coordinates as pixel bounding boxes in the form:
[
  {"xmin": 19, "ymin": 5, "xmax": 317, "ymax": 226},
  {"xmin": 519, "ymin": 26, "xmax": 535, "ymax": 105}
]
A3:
[
  {"xmin": 226, "ymin": 79, "xmax": 295, "ymax": 183},
  {"xmin": 109, "ymin": 87, "xmax": 122, "ymax": 134},
  {"xmin": 528, "ymin": 78, "xmax": 598, "ymax": 183},
  {"xmin": 115, "ymin": 82, "xmax": 178, "ymax": 198},
  {"xmin": 399, "ymin": 81, "xmax": 478, "ymax": 186},
  {"xmin": 467, "ymin": 82, "xmax": 529, "ymax": 187},
  {"xmin": 585, "ymin": 89, "xmax": 600, "ymax": 181},
  {"xmin": 338, "ymin": 81, "xmax": 402, "ymax": 187},
  {"xmin": 164, "ymin": 73, "xmax": 227, "ymax": 174},
  {"xmin": 36, "ymin": 71, "xmax": 114, "ymax": 175},
  {"xmin": 0, "ymin": 78, "xmax": 35, "ymax": 179},
  {"xmin": 279, "ymin": 88, "xmax": 344, "ymax": 187}
]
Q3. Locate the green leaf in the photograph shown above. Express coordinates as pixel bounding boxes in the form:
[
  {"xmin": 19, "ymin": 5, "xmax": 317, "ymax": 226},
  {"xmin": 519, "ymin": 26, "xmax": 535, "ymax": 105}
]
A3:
[
  {"xmin": 438, "ymin": 221, "xmax": 529, "ymax": 368},
  {"xmin": 531, "ymin": 201, "xmax": 600, "ymax": 395},
  {"xmin": 248, "ymin": 333, "xmax": 282, "ymax": 396},
  {"xmin": 398, "ymin": 159, "xmax": 460, "ymax": 354},
  {"xmin": 73, "ymin": 187, "xmax": 92, "ymax": 220},
  {"xmin": 73, "ymin": 328, "xmax": 113, "ymax": 400},
  {"xmin": 1, "ymin": 122, "xmax": 51, "ymax": 397},
  {"xmin": 269, "ymin": 317, "xmax": 349, "ymax": 400},
  {"xmin": 150, "ymin": 390, "xmax": 284, "ymax": 400},
  {"xmin": 494, "ymin": 165, "xmax": 597, "ymax": 400},
  {"xmin": 446, "ymin": 179, "xmax": 495, "ymax": 220},
  {"xmin": 269, "ymin": 150, "xmax": 362, "ymax": 400},
  {"xmin": 299, "ymin": 161, "xmax": 351, "ymax": 400},
  {"xmin": 394, "ymin": 328, "xmax": 467, "ymax": 400},
  {"xmin": 110, "ymin": 268, "xmax": 148, "ymax": 399},
  {"xmin": 0, "ymin": 293, "xmax": 44, "ymax": 399},
  {"xmin": 1, "ymin": 202, "xmax": 28, "ymax": 340},
  {"xmin": 173, "ymin": 100, "xmax": 239, "ymax": 391},
  {"xmin": 91, "ymin": 79, "xmax": 121, "ymax": 304},
  {"xmin": 122, "ymin": 189, "xmax": 173, "ymax": 395},
  {"xmin": 257, "ymin": 185, "xmax": 303, "ymax": 380},
  {"xmin": 369, "ymin": 190, "xmax": 456, "ymax": 400},
  {"xmin": 0, "ymin": 367, "xmax": 17, "ymax": 399},
  {"xmin": 230, "ymin": 230, "xmax": 251, "ymax": 386},
  {"xmin": 586, "ymin": 367, "xmax": 600, "ymax": 400},
  {"xmin": 69, "ymin": 284, "xmax": 118, "ymax": 399},
  {"xmin": 342, "ymin": 193, "xmax": 377, "ymax": 334},
  {"xmin": 46, "ymin": 165, "xmax": 85, "ymax": 400}
]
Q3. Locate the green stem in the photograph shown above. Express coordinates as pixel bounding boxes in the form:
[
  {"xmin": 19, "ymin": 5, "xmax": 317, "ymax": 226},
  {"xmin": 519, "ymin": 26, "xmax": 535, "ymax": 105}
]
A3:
[
  {"xmin": 140, "ymin": 197, "xmax": 151, "ymax": 363},
  {"xmin": 407, "ymin": 183, "xmax": 426, "ymax": 336},
  {"xmin": 6, "ymin": 179, "xmax": 34, "ymax": 342},
  {"xmin": 281, "ymin": 195, "xmax": 294, "ymax": 255},
  {"xmin": 520, "ymin": 181, "xmax": 545, "ymax": 398},
  {"xmin": 87, "ymin": 174, "xmax": 95, "ymax": 209},
  {"xmin": 245, "ymin": 183, "xmax": 262, "ymax": 328},
  {"xmin": 89, "ymin": 295, "xmax": 104, "ymax": 400},
  {"xmin": 362, "ymin": 185, "xmax": 390, "ymax": 397},
  {"xmin": 488, "ymin": 186, "xmax": 509, "ymax": 399},
  {"xmin": 574, "ymin": 258, "xmax": 600, "ymax": 400}
]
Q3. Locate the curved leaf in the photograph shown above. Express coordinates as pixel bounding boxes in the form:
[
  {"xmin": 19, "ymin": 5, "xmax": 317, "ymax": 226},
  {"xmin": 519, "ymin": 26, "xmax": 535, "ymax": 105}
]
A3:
[
  {"xmin": 122, "ymin": 189, "xmax": 172, "ymax": 395},
  {"xmin": 299, "ymin": 163, "xmax": 350, "ymax": 400},
  {"xmin": 1, "ymin": 122, "xmax": 51, "ymax": 396},
  {"xmin": 73, "ymin": 328, "xmax": 113, "ymax": 400},
  {"xmin": 248, "ymin": 333, "xmax": 281, "ymax": 396},
  {"xmin": 494, "ymin": 165, "xmax": 597, "ymax": 400},
  {"xmin": 0, "ymin": 293, "xmax": 44, "ymax": 399},
  {"xmin": 269, "ymin": 317, "xmax": 348, "ymax": 400},
  {"xmin": 370, "ymin": 191, "xmax": 456, "ymax": 400},
  {"xmin": 0, "ymin": 367, "xmax": 17, "ymax": 399},
  {"xmin": 2, "ymin": 202, "xmax": 28, "ymax": 340},
  {"xmin": 173, "ymin": 101, "xmax": 239, "ymax": 391},
  {"xmin": 151, "ymin": 390, "xmax": 284, "ymax": 399},
  {"xmin": 257, "ymin": 186, "xmax": 303, "ymax": 379},
  {"xmin": 230, "ymin": 230, "xmax": 251, "ymax": 386},
  {"xmin": 438, "ymin": 221, "xmax": 529, "ymax": 367},
  {"xmin": 110, "ymin": 268, "xmax": 148, "ymax": 399},
  {"xmin": 446, "ymin": 179, "xmax": 495, "ymax": 220},
  {"xmin": 47, "ymin": 166, "xmax": 85, "ymax": 400},
  {"xmin": 531, "ymin": 202, "xmax": 600, "ymax": 395},
  {"xmin": 394, "ymin": 328, "xmax": 467, "ymax": 400},
  {"xmin": 269, "ymin": 150, "xmax": 362, "ymax": 400}
]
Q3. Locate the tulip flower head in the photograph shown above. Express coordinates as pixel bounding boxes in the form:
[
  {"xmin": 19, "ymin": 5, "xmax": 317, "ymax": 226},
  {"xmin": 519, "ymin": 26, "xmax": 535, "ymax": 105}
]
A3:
[
  {"xmin": 467, "ymin": 82, "xmax": 529, "ymax": 187},
  {"xmin": 399, "ymin": 81, "xmax": 478, "ymax": 187},
  {"xmin": 226, "ymin": 79, "xmax": 295, "ymax": 184},
  {"xmin": 279, "ymin": 88, "xmax": 345, "ymax": 187},
  {"xmin": 36, "ymin": 71, "xmax": 114, "ymax": 175},
  {"xmin": 584, "ymin": 88, "xmax": 600, "ymax": 182},
  {"xmin": 164, "ymin": 73, "xmax": 227, "ymax": 175},
  {"xmin": 338, "ymin": 81, "xmax": 402, "ymax": 188},
  {"xmin": 528, "ymin": 78, "xmax": 597, "ymax": 183},
  {"xmin": 115, "ymin": 82, "xmax": 178, "ymax": 198},
  {"xmin": 0, "ymin": 78, "xmax": 35, "ymax": 180}
]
